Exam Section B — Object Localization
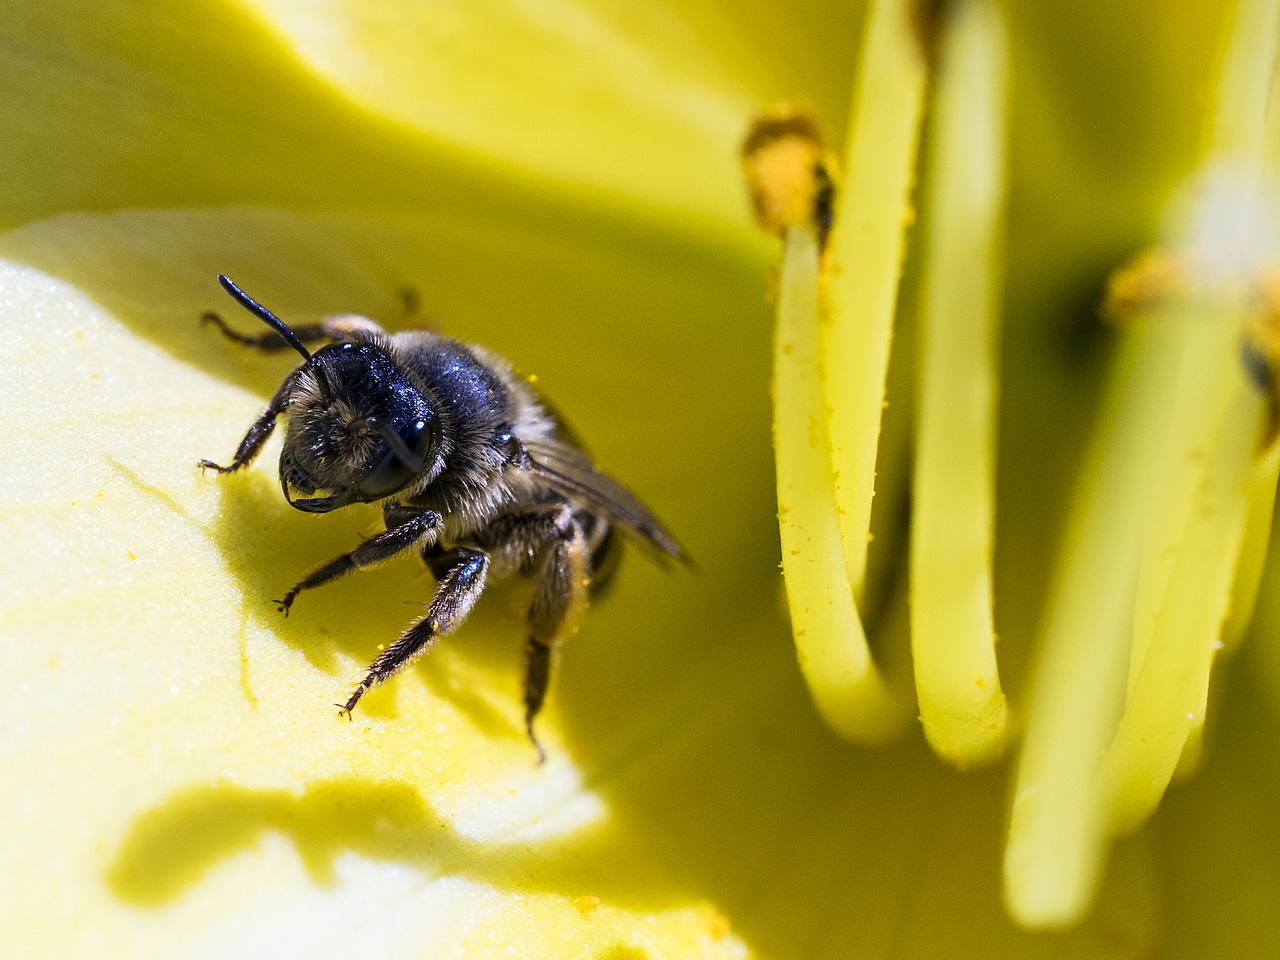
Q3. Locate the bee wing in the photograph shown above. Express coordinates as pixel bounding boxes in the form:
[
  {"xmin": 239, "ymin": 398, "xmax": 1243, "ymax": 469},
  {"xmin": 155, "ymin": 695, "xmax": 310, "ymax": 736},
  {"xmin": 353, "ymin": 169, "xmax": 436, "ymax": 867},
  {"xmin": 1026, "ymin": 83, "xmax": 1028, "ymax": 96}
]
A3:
[{"xmin": 520, "ymin": 438, "xmax": 685, "ymax": 561}]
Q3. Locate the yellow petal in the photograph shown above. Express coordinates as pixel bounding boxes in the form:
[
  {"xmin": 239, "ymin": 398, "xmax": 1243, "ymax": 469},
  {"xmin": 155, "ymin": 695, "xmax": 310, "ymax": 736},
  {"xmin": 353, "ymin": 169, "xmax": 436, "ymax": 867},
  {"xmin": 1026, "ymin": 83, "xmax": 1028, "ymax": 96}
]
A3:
[
  {"xmin": 241, "ymin": 0, "xmax": 765, "ymax": 235},
  {"xmin": 0, "ymin": 204, "xmax": 768, "ymax": 956}
]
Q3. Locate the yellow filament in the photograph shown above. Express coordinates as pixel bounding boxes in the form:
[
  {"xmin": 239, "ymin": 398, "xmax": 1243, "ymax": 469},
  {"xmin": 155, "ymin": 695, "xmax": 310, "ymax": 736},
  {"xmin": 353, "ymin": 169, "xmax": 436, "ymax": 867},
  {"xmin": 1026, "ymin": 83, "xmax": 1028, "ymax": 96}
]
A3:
[
  {"xmin": 1106, "ymin": 0, "xmax": 1280, "ymax": 835},
  {"xmin": 773, "ymin": 226, "xmax": 906, "ymax": 742},
  {"xmin": 1126, "ymin": 311, "xmax": 1236, "ymax": 700},
  {"xmin": 1004, "ymin": 323, "xmax": 1184, "ymax": 926},
  {"xmin": 1006, "ymin": 0, "xmax": 1280, "ymax": 925},
  {"xmin": 1222, "ymin": 0, "xmax": 1280, "ymax": 656},
  {"xmin": 909, "ymin": 0, "xmax": 1009, "ymax": 767},
  {"xmin": 1102, "ymin": 363, "xmax": 1263, "ymax": 834},
  {"xmin": 1220, "ymin": 432, "xmax": 1280, "ymax": 650},
  {"xmin": 822, "ymin": 0, "xmax": 930, "ymax": 605}
]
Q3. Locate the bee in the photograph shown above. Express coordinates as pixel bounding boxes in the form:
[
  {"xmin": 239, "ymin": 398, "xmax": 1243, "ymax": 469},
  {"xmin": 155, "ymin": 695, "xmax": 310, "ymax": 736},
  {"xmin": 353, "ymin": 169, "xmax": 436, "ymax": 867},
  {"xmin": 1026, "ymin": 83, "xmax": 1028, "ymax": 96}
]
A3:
[{"xmin": 200, "ymin": 275, "xmax": 683, "ymax": 760}]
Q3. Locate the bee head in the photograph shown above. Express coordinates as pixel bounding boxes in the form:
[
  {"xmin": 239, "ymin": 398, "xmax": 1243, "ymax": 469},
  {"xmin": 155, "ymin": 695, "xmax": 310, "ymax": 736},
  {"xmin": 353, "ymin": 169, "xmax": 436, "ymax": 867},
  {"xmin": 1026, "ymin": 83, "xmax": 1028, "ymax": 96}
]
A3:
[
  {"xmin": 281, "ymin": 341, "xmax": 441, "ymax": 511},
  {"xmin": 217, "ymin": 275, "xmax": 442, "ymax": 513}
]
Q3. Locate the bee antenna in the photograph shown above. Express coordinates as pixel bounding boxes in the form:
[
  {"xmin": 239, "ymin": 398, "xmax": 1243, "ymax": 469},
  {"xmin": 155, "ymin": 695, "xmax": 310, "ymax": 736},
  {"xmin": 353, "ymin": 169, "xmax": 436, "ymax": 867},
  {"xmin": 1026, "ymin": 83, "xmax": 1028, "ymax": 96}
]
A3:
[{"xmin": 217, "ymin": 275, "xmax": 314, "ymax": 363}]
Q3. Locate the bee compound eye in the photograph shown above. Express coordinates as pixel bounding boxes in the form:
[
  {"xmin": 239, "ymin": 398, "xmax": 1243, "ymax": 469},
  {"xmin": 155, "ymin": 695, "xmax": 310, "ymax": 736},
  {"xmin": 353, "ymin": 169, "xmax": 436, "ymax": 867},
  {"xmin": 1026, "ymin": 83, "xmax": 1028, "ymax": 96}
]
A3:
[
  {"xmin": 353, "ymin": 418, "xmax": 433, "ymax": 501},
  {"xmin": 354, "ymin": 449, "xmax": 414, "ymax": 501}
]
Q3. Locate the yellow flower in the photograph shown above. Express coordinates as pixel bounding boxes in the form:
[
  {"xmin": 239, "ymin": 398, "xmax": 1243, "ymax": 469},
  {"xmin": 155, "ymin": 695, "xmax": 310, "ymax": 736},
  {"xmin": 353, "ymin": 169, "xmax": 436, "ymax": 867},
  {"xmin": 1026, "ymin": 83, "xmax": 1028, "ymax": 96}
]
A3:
[
  {"xmin": 1, "ymin": 1, "xmax": 1277, "ymax": 958},
  {"xmin": 761, "ymin": 0, "xmax": 1280, "ymax": 942}
]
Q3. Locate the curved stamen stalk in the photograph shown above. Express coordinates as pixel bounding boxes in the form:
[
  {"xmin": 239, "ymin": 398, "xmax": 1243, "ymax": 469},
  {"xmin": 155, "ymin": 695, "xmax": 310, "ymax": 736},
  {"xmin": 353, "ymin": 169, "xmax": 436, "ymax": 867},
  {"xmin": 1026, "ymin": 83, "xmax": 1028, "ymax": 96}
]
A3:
[
  {"xmin": 1006, "ymin": 0, "xmax": 1280, "ymax": 925},
  {"xmin": 774, "ymin": 225, "xmax": 906, "ymax": 741},
  {"xmin": 1102, "ymin": 345, "xmax": 1263, "ymax": 833},
  {"xmin": 822, "ymin": 0, "xmax": 931, "ymax": 607},
  {"xmin": 909, "ymin": 0, "xmax": 1010, "ymax": 767},
  {"xmin": 1004, "ymin": 320, "xmax": 1182, "ymax": 927}
]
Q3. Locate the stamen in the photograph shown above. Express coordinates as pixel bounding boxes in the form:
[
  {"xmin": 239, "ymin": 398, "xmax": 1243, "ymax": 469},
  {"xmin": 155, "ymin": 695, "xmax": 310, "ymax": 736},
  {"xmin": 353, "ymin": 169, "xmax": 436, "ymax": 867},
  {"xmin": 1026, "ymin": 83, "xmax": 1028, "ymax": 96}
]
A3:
[
  {"xmin": 741, "ymin": 107, "xmax": 838, "ymax": 251},
  {"xmin": 1220, "ymin": 432, "xmax": 1280, "ymax": 651},
  {"xmin": 773, "ymin": 225, "xmax": 906, "ymax": 742},
  {"xmin": 1101, "ymin": 358, "xmax": 1262, "ymax": 834},
  {"xmin": 909, "ymin": 0, "xmax": 1009, "ymax": 766},
  {"xmin": 1007, "ymin": 0, "xmax": 1280, "ymax": 922},
  {"xmin": 821, "ymin": 0, "xmax": 930, "ymax": 605},
  {"xmin": 1004, "ymin": 319, "xmax": 1180, "ymax": 927}
]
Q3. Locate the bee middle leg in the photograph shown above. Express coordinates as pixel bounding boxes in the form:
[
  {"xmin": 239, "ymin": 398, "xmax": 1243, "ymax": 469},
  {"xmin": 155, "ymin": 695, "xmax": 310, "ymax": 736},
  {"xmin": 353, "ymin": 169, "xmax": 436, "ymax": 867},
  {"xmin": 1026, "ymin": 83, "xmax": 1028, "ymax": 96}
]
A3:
[
  {"xmin": 278, "ymin": 509, "xmax": 443, "ymax": 613},
  {"xmin": 341, "ymin": 548, "xmax": 490, "ymax": 715}
]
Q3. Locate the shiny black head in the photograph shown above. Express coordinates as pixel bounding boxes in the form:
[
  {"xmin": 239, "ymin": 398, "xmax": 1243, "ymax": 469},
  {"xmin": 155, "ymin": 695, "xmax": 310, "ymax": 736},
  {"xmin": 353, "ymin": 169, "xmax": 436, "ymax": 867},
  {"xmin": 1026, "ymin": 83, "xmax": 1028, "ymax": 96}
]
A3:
[
  {"xmin": 217, "ymin": 276, "xmax": 442, "ymax": 512},
  {"xmin": 281, "ymin": 341, "xmax": 442, "ymax": 511}
]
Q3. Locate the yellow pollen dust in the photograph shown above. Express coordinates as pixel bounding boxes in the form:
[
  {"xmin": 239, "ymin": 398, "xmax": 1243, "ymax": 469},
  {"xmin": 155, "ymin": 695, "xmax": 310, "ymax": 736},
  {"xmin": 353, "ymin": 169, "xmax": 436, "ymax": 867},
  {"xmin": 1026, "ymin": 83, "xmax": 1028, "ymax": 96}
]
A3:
[
  {"xmin": 1244, "ymin": 266, "xmax": 1280, "ymax": 381},
  {"xmin": 741, "ymin": 106, "xmax": 837, "ymax": 245},
  {"xmin": 1104, "ymin": 247, "xmax": 1280, "ymax": 420},
  {"xmin": 1100, "ymin": 249, "xmax": 1194, "ymax": 322}
]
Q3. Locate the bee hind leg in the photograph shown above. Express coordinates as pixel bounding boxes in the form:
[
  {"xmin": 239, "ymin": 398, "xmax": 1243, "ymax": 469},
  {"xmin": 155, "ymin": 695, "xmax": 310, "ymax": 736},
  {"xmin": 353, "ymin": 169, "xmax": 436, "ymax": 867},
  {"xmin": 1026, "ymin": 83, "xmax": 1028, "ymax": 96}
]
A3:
[
  {"xmin": 521, "ymin": 516, "xmax": 591, "ymax": 763},
  {"xmin": 341, "ymin": 548, "xmax": 490, "ymax": 716},
  {"xmin": 202, "ymin": 309, "xmax": 387, "ymax": 350}
]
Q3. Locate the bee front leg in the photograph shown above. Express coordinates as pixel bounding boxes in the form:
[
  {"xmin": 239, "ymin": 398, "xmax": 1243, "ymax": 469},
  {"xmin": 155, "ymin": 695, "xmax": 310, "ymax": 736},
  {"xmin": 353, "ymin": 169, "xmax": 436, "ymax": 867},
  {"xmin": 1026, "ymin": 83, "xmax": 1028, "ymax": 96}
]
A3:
[
  {"xmin": 522, "ymin": 516, "xmax": 590, "ymax": 764},
  {"xmin": 341, "ymin": 548, "xmax": 490, "ymax": 716},
  {"xmin": 199, "ymin": 374, "xmax": 294, "ymax": 474},
  {"xmin": 278, "ymin": 509, "xmax": 442, "ymax": 614}
]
